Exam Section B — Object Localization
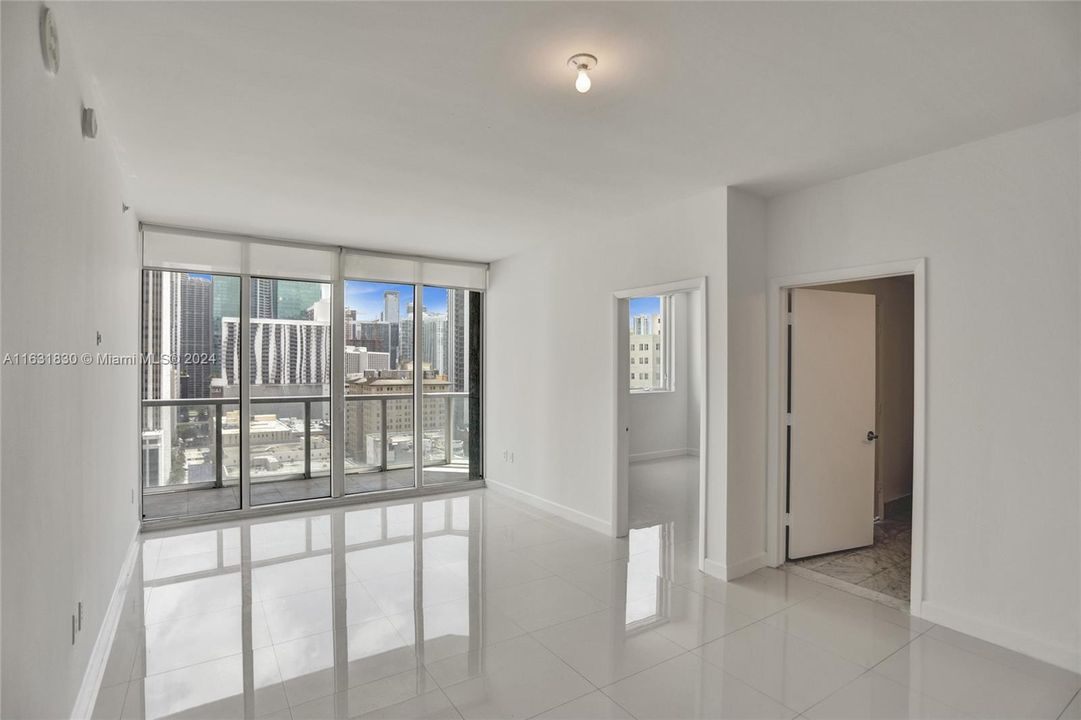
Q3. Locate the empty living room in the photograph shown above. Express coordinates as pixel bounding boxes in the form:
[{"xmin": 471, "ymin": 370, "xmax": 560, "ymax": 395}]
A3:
[{"xmin": 2, "ymin": 2, "xmax": 1079, "ymax": 719}]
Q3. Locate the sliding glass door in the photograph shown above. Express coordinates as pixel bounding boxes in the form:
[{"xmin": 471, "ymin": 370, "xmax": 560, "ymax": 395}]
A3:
[
  {"xmin": 141, "ymin": 270, "xmax": 241, "ymax": 520},
  {"xmin": 343, "ymin": 280, "xmax": 417, "ymax": 494},
  {"xmin": 421, "ymin": 286, "xmax": 483, "ymax": 485},
  {"xmin": 247, "ymin": 277, "xmax": 332, "ymax": 505}
]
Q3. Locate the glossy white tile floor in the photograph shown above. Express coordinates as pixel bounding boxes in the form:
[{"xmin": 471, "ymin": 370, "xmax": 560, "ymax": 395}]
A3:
[{"xmin": 93, "ymin": 459, "xmax": 1081, "ymax": 720}]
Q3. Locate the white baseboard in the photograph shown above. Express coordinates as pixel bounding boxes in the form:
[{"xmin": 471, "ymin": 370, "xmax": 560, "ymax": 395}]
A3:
[
  {"xmin": 71, "ymin": 525, "xmax": 140, "ymax": 720},
  {"xmin": 485, "ymin": 478, "xmax": 612, "ymax": 536},
  {"xmin": 920, "ymin": 600, "xmax": 1081, "ymax": 674},
  {"xmin": 702, "ymin": 553, "xmax": 767, "ymax": 582},
  {"xmin": 630, "ymin": 448, "xmax": 696, "ymax": 463}
]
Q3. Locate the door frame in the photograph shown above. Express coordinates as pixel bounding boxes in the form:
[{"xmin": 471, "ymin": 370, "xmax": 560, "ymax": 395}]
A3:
[
  {"xmin": 767, "ymin": 259, "xmax": 926, "ymax": 615},
  {"xmin": 613, "ymin": 276, "xmax": 708, "ymax": 574}
]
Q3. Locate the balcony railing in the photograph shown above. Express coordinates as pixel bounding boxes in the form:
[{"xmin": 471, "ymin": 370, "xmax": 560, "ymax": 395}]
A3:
[{"xmin": 142, "ymin": 391, "xmax": 470, "ymax": 492}]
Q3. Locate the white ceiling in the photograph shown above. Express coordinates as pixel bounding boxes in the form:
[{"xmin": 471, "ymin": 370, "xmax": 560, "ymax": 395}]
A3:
[{"xmin": 59, "ymin": 1, "xmax": 1079, "ymax": 261}]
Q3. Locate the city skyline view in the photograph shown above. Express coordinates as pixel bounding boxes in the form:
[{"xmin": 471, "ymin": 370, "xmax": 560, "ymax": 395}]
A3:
[{"xmin": 628, "ymin": 295, "xmax": 660, "ymax": 327}]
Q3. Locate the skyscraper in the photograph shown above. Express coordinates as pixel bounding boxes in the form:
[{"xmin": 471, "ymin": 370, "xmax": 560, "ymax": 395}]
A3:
[
  {"xmin": 446, "ymin": 289, "xmax": 467, "ymax": 392},
  {"xmin": 383, "ymin": 290, "xmax": 400, "ymax": 324},
  {"xmin": 222, "ymin": 317, "xmax": 330, "ymax": 387},
  {"xmin": 251, "ymin": 278, "xmax": 276, "ymax": 318},
  {"xmin": 178, "ymin": 274, "xmax": 213, "ymax": 398},
  {"xmin": 276, "ymin": 280, "xmax": 323, "ymax": 320},
  {"xmin": 211, "ymin": 275, "xmax": 239, "ymax": 383}
]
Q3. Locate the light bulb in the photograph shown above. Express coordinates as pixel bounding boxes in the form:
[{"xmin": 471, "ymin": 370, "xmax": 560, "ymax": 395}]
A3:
[{"xmin": 575, "ymin": 66, "xmax": 591, "ymax": 93}]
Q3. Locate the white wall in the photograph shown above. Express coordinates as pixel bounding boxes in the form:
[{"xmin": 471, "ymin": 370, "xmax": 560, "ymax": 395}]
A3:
[
  {"xmin": 486, "ymin": 188, "xmax": 730, "ymax": 562},
  {"xmin": 629, "ymin": 292, "xmax": 690, "ymax": 461},
  {"xmin": 1, "ymin": 4, "xmax": 141, "ymax": 716},
  {"xmin": 725, "ymin": 190, "xmax": 768, "ymax": 573},
  {"xmin": 766, "ymin": 115, "xmax": 1080, "ymax": 671},
  {"xmin": 686, "ymin": 289, "xmax": 703, "ymax": 454}
]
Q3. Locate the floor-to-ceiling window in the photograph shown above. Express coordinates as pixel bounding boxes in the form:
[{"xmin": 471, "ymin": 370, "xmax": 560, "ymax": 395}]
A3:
[
  {"xmin": 140, "ymin": 227, "xmax": 486, "ymax": 522},
  {"xmin": 141, "ymin": 270, "xmax": 242, "ymax": 519},
  {"xmin": 247, "ymin": 277, "xmax": 333, "ymax": 505},
  {"xmin": 421, "ymin": 286, "xmax": 483, "ymax": 486},
  {"xmin": 343, "ymin": 280, "xmax": 416, "ymax": 494}
]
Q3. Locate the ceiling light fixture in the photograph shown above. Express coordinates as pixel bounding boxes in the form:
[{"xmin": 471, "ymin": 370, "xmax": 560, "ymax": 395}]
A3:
[{"xmin": 567, "ymin": 53, "xmax": 597, "ymax": 93}]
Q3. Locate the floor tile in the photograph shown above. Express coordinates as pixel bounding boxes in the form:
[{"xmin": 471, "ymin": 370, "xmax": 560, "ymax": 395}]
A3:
[
  {"xmin": 803, "ymin": 671, "xmax": 972, "ymax": 719},
  {"xmin": 532, "ymin": 691, "xmax": 633, "ymax": 720},
  {"xmin": 254, "ymin": 554, "xmax": 351, "ymax": 601},
  {"xmin": 696, "ymin": 621, "xmax": 866, "ymax": 712},
  {"xmin": 91, "ymin": 682, "xmax": 129, "ymax": 719},
  {"xmin": 123, "ymin": 648, "xmax": 287, "ymax": 719},
  {"xmin": 387, "ymin": 597, "xmax": 526, "ymax": 664},
  {"xmin": 812, "ymin": 587, "xmax": 933, "ymax": 633},
  {"xmin": 512, "ymin": 535, "xmax": 630, "ymax": 575},
  {"xmin": 487, "ymin": 575, "xmax": 605, "ymax": 632},
  {"xmin": 531, "ymin": 607, "xmax": 685, "ymax": 686},
  {"xmin": 100, "ymin": 627, "xmax": 144, "ymax": 687},
  {"xmin": 763, "ymin": 592, "xmax": 919, "ymax": 667},
  {"xmin": 357, "ymin": 689, "xmax": 462, "ymax": 720},
  {"xmin": 875, "ymin": 635, "xmax": 1076, "ymax": 719},
  {"xmin": 602, "ymin": 652, "xmax": 798, "ymax": 719},
  {"xmin": 652, "ymin": 585, "xmax": 758, "ymax": 650},
  {"xmin": 427, "ymin": 635, "xmax": 593, "ymax": 719},
  {"xmin": 924, "ymin": 624, "xmax": 1081, "ymax": 693},
  {"xmin": 290, "ymin": 668, "xmax": 439, "ymax": 719},
  {"xmin": 445, "ymin": 550, "xmax": 551, "ymax": 591},
  {"xmin": 103, "ymin": 472, "xmax": 1071, "ymax": 720},
  {"xmin": 364, "ymin": 566, "xmax": 469, "ymax": 616},
  {"xmin": 1060, "ymin": 691, "xmax": 1081, "ymax": 720},
  {"xmin": 274, "ymin": 617, "xmax": 419, "ymax": 708},
  {"xmin": 142, "ymin": 603, "xmax": 272, "ymax": 676},
  {"xmin": 556, "ymin": 557, "xmax": 661, "ymax": 606},
  {"xmin": 685, "ymin": 567, "xmax": 826, "ymax": 621}
]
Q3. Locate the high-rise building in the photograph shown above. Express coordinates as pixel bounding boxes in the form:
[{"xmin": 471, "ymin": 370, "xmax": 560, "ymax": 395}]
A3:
[
  {"xmin": 383, "ymin": 290, "xmax": 400, "ymax": 324},
  {"xmin": 212, "ymin": 275, "xmax": 239, "ymax": 381},
  {"xmin": 276, "ymin": 280, "xmax": 323, "ymax": 320},
  {"xmin": 633, "ymin": 314, "xmax": 652, "ymax": 335},
  {"xmin": 222, "ymin": 317, "xmax": 331, "ymax": 387},
  {"xmin": 178, "ymin": 274, "xmax": 213, "ymax": 398},
  {"xmin": 629, "ymin": 313, "xmax": 664, "ymax": 391},
  {"xmin": 422, "ymin": 313, "xmax": 449, "ymax": 376},
  {"xmin": 251, "ymin": 278, "xmax": 276, "ymax": 318},
  {"xmin": 355, "ymin": 321, "xmax": 399, "ymax": 368},
  {"xmin": 399, "ymin": 316, "xmax": 413, "ymax": 366},
  {"xmin": 446, "ymin": 289, "xmax": 467, "ymax": 392}
]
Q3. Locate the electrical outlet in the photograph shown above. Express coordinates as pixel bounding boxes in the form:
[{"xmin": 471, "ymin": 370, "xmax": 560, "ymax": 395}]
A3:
[
  {"xmin": 502, "ymin": 450, "xmax": 508, "ymax": 462},
  {"xmin": 77, "ymin": 601, "xmax": 84, "ymax": 632}
]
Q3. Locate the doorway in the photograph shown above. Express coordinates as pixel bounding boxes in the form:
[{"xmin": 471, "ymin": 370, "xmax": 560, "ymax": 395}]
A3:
[
  {"xmin": 613, "ymin": 278, "xmax": 708, "ymax": 573},
  {"xmin": 768, "ymin": 259, "xmax": 926, "ymax": 613}
]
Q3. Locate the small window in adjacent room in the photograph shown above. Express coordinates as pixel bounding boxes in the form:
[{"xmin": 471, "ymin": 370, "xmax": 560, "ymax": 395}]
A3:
[{"xmin": 629, "ymin": 294, "xmax": 673, "ymax": 393}]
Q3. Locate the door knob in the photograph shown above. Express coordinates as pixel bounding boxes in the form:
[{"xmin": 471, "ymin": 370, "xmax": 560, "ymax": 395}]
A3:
[{"xmin": 866, "ymin": 431, "xmax": 879, "ymax": 441}]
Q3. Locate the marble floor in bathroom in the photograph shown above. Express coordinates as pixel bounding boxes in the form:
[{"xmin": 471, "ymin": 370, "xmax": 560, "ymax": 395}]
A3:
[{"xmin": 788, "ymin": 518, "xmax": 912, "ymax": 602}]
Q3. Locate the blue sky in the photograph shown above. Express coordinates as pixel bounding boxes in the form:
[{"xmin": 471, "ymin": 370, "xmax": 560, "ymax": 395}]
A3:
[
  {"xmin": 628, "ymin": 296, "xmax": 660, "ymax": 328},
  {"xmin": 344, "ymin": 281, "xmax": 449, "ymax": 320}
]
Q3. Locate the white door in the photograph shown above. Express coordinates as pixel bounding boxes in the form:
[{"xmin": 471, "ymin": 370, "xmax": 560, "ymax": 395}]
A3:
[{"xmin": 788, "ymin": 288, "xmax": 876, "ymax": 559}]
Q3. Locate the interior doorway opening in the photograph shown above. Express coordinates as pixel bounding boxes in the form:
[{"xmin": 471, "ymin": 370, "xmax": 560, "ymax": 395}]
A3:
[
  {"xmin": 781, "ymin": 275, "xmax": 915, "ymax": 607},
  {"xmin": 613, "ymin": 278, "xmax": 707, "ymax": 574}
]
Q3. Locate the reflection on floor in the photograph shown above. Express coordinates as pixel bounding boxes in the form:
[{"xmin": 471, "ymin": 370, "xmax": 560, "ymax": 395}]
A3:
[
  {"xmin": 628, "ymin": 455, "xmax": 699, "ymax": 545},
  {"xmin": 789, "ymin": 519, "xmax": 912, "ymax": 601},
  {"xmin": 142, "ymin": 467, "xmax": 470, "ymax": 520},
  {"xmin": 97, "ymin": 464, "xmax": 1080, "ymax": 720}
]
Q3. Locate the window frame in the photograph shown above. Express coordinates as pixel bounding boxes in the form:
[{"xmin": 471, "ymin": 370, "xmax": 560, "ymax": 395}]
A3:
[{"xmin": 629, "ymin": 294, "xmax": 674, "ymax": 395}]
